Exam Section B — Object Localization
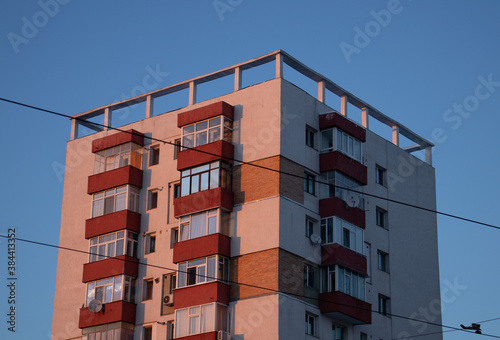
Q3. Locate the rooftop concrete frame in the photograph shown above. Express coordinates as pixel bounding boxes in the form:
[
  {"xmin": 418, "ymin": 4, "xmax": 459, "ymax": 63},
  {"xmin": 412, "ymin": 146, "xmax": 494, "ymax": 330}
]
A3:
[{"xmin": 70, "ymin": 50, "xmax": 434, "ymax": 164}]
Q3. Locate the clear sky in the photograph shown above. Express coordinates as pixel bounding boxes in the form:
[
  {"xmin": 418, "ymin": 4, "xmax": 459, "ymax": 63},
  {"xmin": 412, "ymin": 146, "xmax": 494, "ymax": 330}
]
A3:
[{"xmin": 1, "ymin": 1, "xmax": 499, "ymax": 339}]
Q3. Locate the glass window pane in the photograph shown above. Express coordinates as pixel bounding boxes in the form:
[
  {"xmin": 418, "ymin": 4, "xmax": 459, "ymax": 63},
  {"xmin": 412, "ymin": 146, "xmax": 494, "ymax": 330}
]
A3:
[
  {"xmin": 115, "ymin": 193, "xmax": 126, "ymax": 211},
  {"xmin": 201, "ymin": 304, "xmax": 215, "ymax": 333},
  {"xmin": 207, "ymin": 256, "xmax": 216, "ymax": 281},
  {"xmin": 104, "ymin": 285, "xmax": 113, "ymax": 303},
  {"xmin": 208, "ymin": 127, "xmax": 221, "ymax": 143},
  {"xmin": 113, "ymin": 276, "xmax": 123, "ymax": 301},
  {"xmin": 183, "ymin": 125, "xmax": 195, "ymax": 134},
  {"xmin": 107, "ymin": 242, "xmax": 115, "ymax": 257},
  {"xmin": 116, "ymin": 239, "xmax": 124, "ymax": 256},
  {"xmin": 209, "ymin": 117, "xmax": 221, "ymax": 127},
  {"xmin": 181, "ymin": 177, "xmax": 191, "ymax": 196},
  {"xmin": 190, "ymin": 315, "xmax": 200, "ymax": 335},
  {"xmin": 92, "ymin": 200, "xmax": 103, "ymax": 218},
  {"xmin": 178, "ymin": 263, "xmax": 187, "ymax": 287},
  {"xmin": 198, "ymin": 266, "xmax": 206, "ymax": 283},
  {"xmin": 200, "ymin": 172, "xmax": 209, "ymax": 191},
  {"xmin": 208, "ymin": 216, "xmax": 217, "ymax": 234},
  {"xmin": 104, "ymin": 197, "xmax": 114, "ymax": 215},
  {"xmin": 86, "ymin": 282, "xmax": 95, "ymax": 305},
  {"xmin": 191, "ymin": 175, "xmax": 200, "ymax": 194},
  {"xmin": 328, "ymin": 218, "xmax": 334, "ymax": 243},
  {"xmin": 190, "ymin": 213, "xmax": 206, "ymax": 239},
  {"xmin": 322, "ymin": 130, "xmax": 333, "ymax": 150},
  {"xmin": 183, "ymin": 135, "xmax": 194, "ymax": 149},
  {"xmin": 180, "ymin": 223, "xmax": 190, "ymax": 241},
  {"xmin": 196, "ymin": 121, "xmax": 208, "ymax": 131},
  {"xmin": 196, "ymin": 131, "xmax": 207, "ymax": 146},
  {"xmin": 192, "ymin": 164, "xmax": 210, "ymax": 174},
  {"xmin": 116, "ymin": 186, "xmax": 126, "ymax": 193},
  {"xmin": 210, "ymin": 169, "xmax": 219, "ymax": 189}
]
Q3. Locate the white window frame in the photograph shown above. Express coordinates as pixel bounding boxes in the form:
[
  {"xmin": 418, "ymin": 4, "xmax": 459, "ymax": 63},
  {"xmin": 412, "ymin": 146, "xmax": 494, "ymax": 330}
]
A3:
[
  {"xmin": 180, "ymin": 161, "xmax": 231, "ymax": 197},
  {"xmin": 305, "ymin": 217, "xmax": 315, "ymax": 237},
  {"xmin": 181, "ymin": 116, "xmax": 233, "ymax": 149},
  {"xmin": 174, "ymin": 302, "xmax": 227, "ymax": 338},
  {"xmin": 149, "ymin": 145, "xmax": 160, "ymax": 166},
  {"xmin": 86, "ymin": 275, "xmax": 135, "ymax": 305},
  {"xmin": 305, "ymin": 312, "xmax": 317, "ymax": 336},
  {"xmin": 148, "ymin": 189, "xmax": 159, "ymax": 210},
  {"xmin": 377, "ymin": 250, "xmax": 389, "ymax": 273},
  {"xmin": 320, "ymin": 217, "xmax": 364, "ymax": 254},
  {"xmin": 145, "ymin": 233, "xmax": 156, "ymax": 254},
  {"xmin": 375, "ymin": 165, "xmax": 386, "ymax": 186},
  {"xmin": 319, "ymin": 171, "xmax": 363, "ymax": 209},
  {"xmin": 304, "ymin": 264, "xmax": 316, "ymax": 288},
  {"xmin": 306, "ymin": 125, "xmax": 317, "ymax": 149},
  {"xmin": 143, "ymin": 278, "xmax": 153, "ymax": 301},
  {"xmin": 378, "ymin": 294, "xmax": 390, "ymax": 316},
  {"xmin": 376, "ymin": 207, "xmax": 388, "ymax": 228},
  {"xmin": 322, "ymin": 265, "xmax": 366, "ymax": 301},
  {"xmin": 320, "ymin": 128, "xmax": 362, "ymax": 162},
  {"xmin": 304, "ymin": 172, "xmax": 316, "ymax": 195},
  {"xmin": 91, "ymin": 185, "xmax": 140, "ymax": 218},
  {"xmin": 332, "ymin": 324, "xmax": 346, "ymax": 340},
  {"xmin": 89, "ymin": 230, "xmax": 138, "ymax": 262},
  {"xmin": 94, "ymin": 142, "xmax": 143, "ymax": 174},
  {"xmin": 177, "ymin": 255, "xmax": 230, "ymax": 288},
  {"xmin": 179, "ymin": 209, "xmax": 220, "ymax": 242}
]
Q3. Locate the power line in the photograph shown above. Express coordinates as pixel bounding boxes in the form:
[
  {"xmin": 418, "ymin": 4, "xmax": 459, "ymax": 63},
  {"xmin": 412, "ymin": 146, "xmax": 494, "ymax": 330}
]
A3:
[
  {"xmin": 2, "ymin": 233, "xmax": 500, "ymax": 339},
  {"xmin": 1, "ymin": 97, "xmax": 498, "ymax": 231}
]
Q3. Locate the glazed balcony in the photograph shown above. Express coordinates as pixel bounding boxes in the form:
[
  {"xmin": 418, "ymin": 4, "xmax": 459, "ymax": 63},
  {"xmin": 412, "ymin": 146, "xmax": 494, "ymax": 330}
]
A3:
[
  {"xmin": 82, "ymin": 255, "xmax": 139, "ymax": 283},
  {"xmin": 88, "ymin": 165, "xmax": 143, "ymax": 194},
  {"xmin": 177, "ymin": 140, "xmax": 234, "ymax": 171},
  {"xmin": 85, "ymin": 210, "xmax": 141, "ymax": 239},
  {"xmin": 319, "ymin": 151, "xmax": 367, "ymax": 185},
  {"xmin": 321, "ymin": 243, "xmax": 367, "ymax": 276},
  {"xmin": 79, "ymin": 300, "xmax": 136, "ymax": 328},
  {"xmin": 174, "ymin": 282, "xmax": 230, "ymax": 309},
  {"xmin": 318, "ymin": 291, "xmax": 371, "ymax": 325},
  {"xmin": 174, "ymin": 187, "xmax": 233, "ymax": 217},
  {"xmin": 319, "ymin": 197, "xmax": 365, "ymax": 228},
  {"xmin": 173, "ymin": 233, "xmax": 230, "ymax": 264}
]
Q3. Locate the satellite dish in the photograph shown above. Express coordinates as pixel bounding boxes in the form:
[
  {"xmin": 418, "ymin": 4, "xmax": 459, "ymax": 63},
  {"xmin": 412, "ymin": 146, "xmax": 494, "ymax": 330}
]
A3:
[
  {"xmin": 309, "ymin": 234, "xmax": 321, "ymax": 245},
  {"xmin": 346, "ymin": 194, "xmax": 360, "ymax": 208},
  {"xmin": 88, "ymin": 299, "xmax": 103, "ymax": 313}
]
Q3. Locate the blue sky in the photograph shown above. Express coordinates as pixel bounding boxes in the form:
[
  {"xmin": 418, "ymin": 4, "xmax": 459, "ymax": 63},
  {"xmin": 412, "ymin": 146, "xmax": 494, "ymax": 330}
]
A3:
[{"xmin": 1, "ymin": 1, "xmax": 499, "ymax": 339}]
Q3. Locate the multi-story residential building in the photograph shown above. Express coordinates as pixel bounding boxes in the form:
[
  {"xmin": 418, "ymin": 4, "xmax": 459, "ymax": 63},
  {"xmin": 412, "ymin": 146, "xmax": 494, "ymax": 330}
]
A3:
[{"xmin": 51, "ymin": 50, "xmax": 442, "ymax": 340}]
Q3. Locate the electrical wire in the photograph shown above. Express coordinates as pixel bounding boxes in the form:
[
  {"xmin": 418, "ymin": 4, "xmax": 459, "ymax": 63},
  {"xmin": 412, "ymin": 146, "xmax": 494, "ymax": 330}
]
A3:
[
  {"xmin": 2, "ymin": 233, "xmax": 500, "ymax": 338},
  {"xmin": 0, "ymin": 97, "xmax": 498, "ymax": 231}
]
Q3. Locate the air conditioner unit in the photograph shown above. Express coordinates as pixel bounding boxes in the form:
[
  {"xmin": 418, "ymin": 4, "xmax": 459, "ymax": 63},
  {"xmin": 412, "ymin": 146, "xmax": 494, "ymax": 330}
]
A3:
[
  {"xmin": 163, "ymin": 294, "xmax": 174, "ymax": 306},
  {"xmin": 218, "ymin": 330, "xmax": 231, "ymax": 340}
]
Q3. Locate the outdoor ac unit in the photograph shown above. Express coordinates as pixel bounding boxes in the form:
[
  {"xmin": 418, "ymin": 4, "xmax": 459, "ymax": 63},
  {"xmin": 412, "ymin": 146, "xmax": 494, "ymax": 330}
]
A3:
[
  {"xmin": 218, "ymin": 330, "xmax": 231, "ymax": 340},
  {"xmin": 163, "ymin": 294, "xmax": 174, "ymax": 306}
]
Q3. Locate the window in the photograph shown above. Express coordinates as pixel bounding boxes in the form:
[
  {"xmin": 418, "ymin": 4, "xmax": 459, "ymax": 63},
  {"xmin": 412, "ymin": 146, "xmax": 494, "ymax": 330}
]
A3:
[
  {"xmin": 145, "ymin": 233, "xmax": 156, "ymax": 254},
  {"xmin": 83, "ymin": 328, "xmax": 134, "ymax": 340},
  {"xmin": 181, "ymin": 116, "xmax": 233, "ymax": 149},
  {"xmin": 148, "ymin": 190, "xmax": 158, "ymax": 210},
  {"xmin": 320, "ymin": 217, "xmax": 364, "ymax": 254},
  {"xmin": 181, "ymin": 161, "xmax": 232, "ymax": 197},
  {"xmin": 149, "ymin": 145, "xmax": 160, "ymax": 166},
  {"xmin": 91, "ymin": 185, "xmax": 140, "ymax": 218},
  {"xmin": 175, "ymin": 303, "xmax": 227, "ymax": 338},
  {"xmin": 89, "ymin": 230, "xmax": 138, "ymax": 262},
  {"xmin": 305, "ymin": 217, "xmax": 315, "ymax": 237},
  {"xmin": 170, "ymin": 227, "xmax": 179, "ymax": 249},
  {"xmin": 94, "ymin": 142, "xmax": 143, "ymax": 174},
  {"xmin": 360, "ymin": 332, "xmax": 368, "ymax": 340},
  {"xmin": 143, "ymin": 278, "xmax": 153, "ymax": 301},
  {"xmin": 179, "ymin": 209, "xmax": 219, "ymax": 242},
  {"xmin": 162, "ymin": 273, "xmax": 176, "ymax": 315},
  {"xmin": 378, "ymin": 294, "xmax": 390, "ymax": 316},
  {"xmin": 306, "ymin": 126, "xmax": 316, "ymax": 149},
  {"xmin": 365, "ymin": 242, "xmax": 372, "ymax": 284},
  {"xmin": 86, "ymin": 275, "xmax": 135, "ymax": 305},
  {"xmin": 304, "ymin": 172, "xmax": 315, "ymax": 195},
  {"xmin": 305, "ymin": 312, "xmax": 317, "ymax": 336},
  {"xmin": 376, "ymin": 207, "xmax": 387, "ymax": 228},
  {"xmin": 377, "ymin": 251, "xmax": 389, "ymax": 272},
  {"xmin": 144, "ymin": 326, "xmax": 153, "ymax": 340},
  {"xmin": 173, "ymin": 183, "xmax": 181, "ymax": 199},
  {"xmin": 321, "ymin": 265, "xmax": 366, "ymax": 301},
  {"xmin": 304, "ymin": 264, "xmax": 315, "ymax": 288},
  {"xmin": 321, "ymin": 128, "xmax": 362, "ymax": 162},
  {"xmin": 332, "ymin": 324, "xmax": 346, "ymax": 339},
  {"xmin": 177, "ymin": 255, "xmax": 229, "ymax": 288},
  {"xmin": 319, "ymin": 171, "xmax": 363, "ymax": 208},
  {"xmin": 376, "ymin": 165, "xmax": 386, "ymax": 186},
  {"xmin": 174, "ymin": 138, "xmax": 181, "ymax": 159}
]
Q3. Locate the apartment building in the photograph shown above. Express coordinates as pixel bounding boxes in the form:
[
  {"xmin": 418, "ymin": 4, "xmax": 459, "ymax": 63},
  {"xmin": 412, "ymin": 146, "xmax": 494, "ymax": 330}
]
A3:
[{"xmin": 51, "ymin": 50, "xmax": 442, "ymax": 340}]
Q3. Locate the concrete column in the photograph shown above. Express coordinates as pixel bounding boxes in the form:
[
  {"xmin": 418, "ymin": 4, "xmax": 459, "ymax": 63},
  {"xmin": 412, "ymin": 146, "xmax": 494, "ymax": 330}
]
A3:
[
  {"xmin": 275, "ymin": 53, "xmax": 283, "ymax": 78},
  {"xmin": 104, "ymin": 107, "xmax": 112, "ymax": 130},
  {"xmin": 146, "ymin": 95, "xmax": 154, "ymax": 118},
  {"xmin": 361, "ymin": 107, "xmax": 369, "ymax": 129},
  {"xmin": 234, "ymin": 67, "xmax": 242, "ymax": 91},
  {"xmin": 189, "ymin": 81, "xmax": 197, "ymax": 106},
  {"xmin": 70, "ymin": 119, "xmax": 79, "ymax": 140},
  {"xmin": 425, "ymin": 146, "xmax": 433, "ymax": 166},
  {"xmin": 318, "ymin": 81, "xmax": 325, "ymax": 103},
  {"xmin": 392, "ymin": 125, "xmax": 400, "ymax": 146},
  {"xmin": 340, "ymin": 95, "xmax": 348, "ymax": 117}
]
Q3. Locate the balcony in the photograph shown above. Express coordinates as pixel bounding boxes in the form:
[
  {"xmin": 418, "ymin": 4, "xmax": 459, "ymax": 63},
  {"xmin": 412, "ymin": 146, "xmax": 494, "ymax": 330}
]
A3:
[
  {"xmin": 87, "ymin": 165, "xmax": 143, "ymax": 194},
  {"xmin": 79, "ymin": 300, "xmax": 136, "ymax": 328},
  {"xmin": 175, "ymin": 332, "xmax": 219, "ymax": 340},
  {"xmin": 173, "ymin": 233, "xmax": 230, "ymax": 264},
  {"xmin": 319, "ymin": 197, "xmax": 365, "ymax": 228},
  {"xmin": 318, "ymin": 291, "xmax": 371, "ymax": 325},
  {"xmin": 319, "ymin": 112, "xmax": 366, "ymax": 142},
  {"xmin": 174, "ymin": 187, "xmax": 234, "ymax": 217},
  {"xmin": 85, "ymin": 210, "xmax": 141, "ymax": 239},
  {"xmin": 177, "ymin": 101, "xmax": 234, "ymax": 128},
  {"xmin": 92, "ymin": 129, "xmax": 144, "ymax": 153},
  {"xmin": 82, "ymin": 255, "xmax": 138, "ymax": 283},
  {"xmin": 319, "ymin": 152, "xmax": 367, "ymax": 185},
  {"xmin": 177, "ymin": 140, "xmax": 234, "ymax": 171},
  {"xmin": 321, "ymin": 243, "xmax": 367, "ymax": 276},
  {"xmin": 174, "ymin": 282, "xmax": 230, "ymax": 309}
]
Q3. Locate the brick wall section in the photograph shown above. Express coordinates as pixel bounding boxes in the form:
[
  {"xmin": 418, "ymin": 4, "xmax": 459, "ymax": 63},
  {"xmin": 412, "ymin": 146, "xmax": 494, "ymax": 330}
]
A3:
[
  {"xmin": 278, "ymin": 249, "xmax": 304, "ymax": 299},
  {"xmin": 279, "ymin": 157, "xmax": 304, "ymax": 204},
  {"xmin": 230, "ymin": 249, "xmax": 279, "ymax": 301},
  {"xmin": 233, "ymin": 156, "xmax": 304, "ymax": 205}
]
